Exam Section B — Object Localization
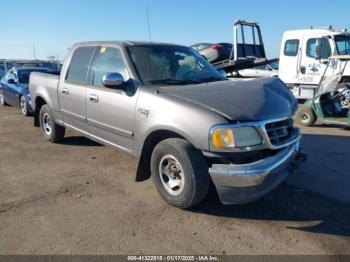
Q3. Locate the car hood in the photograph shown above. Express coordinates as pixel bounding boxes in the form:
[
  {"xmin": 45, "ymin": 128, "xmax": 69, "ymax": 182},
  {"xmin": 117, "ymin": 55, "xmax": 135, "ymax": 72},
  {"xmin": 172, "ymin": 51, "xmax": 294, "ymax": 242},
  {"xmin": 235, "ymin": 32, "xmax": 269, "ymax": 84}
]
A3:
[{"xmin": 158, "ymin": 78, "xmax": 297, "ymax": 121}]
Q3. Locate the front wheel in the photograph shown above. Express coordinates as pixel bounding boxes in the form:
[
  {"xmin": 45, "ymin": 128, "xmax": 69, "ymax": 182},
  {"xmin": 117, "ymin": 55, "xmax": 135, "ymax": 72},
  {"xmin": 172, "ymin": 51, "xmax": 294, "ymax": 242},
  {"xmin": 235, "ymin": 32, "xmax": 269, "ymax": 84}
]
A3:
[
  {"xmin": 39, "ymin": 104, "xmax": 65, "ymax": 142},
  {"xmin": 297, "ymin": 105, "xmax": 317, "ymax": 127},
  {"xmin": 151, "ymin": 138, "xmax": 209, "ymax": 209},
  {"xmin": 0, "ymin": 90, "xmax": 9, "ymax": 106}
]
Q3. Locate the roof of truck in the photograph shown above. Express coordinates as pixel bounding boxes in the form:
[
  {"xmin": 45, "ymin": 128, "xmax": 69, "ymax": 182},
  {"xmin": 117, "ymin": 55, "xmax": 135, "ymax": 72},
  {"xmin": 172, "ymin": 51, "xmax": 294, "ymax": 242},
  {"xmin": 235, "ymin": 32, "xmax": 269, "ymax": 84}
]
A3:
[
  {"xmin": 72, "ymin": 41, "xmax": 183, "ymax": 48},
  {"xmin": 283, "ymin": 28, "xmax": 349, "ymax": 37}
]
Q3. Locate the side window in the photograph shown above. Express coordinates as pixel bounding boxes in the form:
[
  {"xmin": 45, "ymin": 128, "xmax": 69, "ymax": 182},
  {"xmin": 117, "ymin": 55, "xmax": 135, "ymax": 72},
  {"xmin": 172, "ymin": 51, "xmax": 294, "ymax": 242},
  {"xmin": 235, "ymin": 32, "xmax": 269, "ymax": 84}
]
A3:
[
  {"xmin": 65, "ymin": 47, "xmax": 95, "ymax": 84},
  {"xmin": 306, "ymin": 38, "xmax": 331, "ymax": 59},
  {"xmin": 284, "ymin": 39, "xmax": 299, "ymax": 56},
  {"xmin": 92, "ymin": 47, "xmax": 129, "ymax": 87},
  {"xmin": 6, "ymin": 71, "xmax": 17, "ymax": 82}
]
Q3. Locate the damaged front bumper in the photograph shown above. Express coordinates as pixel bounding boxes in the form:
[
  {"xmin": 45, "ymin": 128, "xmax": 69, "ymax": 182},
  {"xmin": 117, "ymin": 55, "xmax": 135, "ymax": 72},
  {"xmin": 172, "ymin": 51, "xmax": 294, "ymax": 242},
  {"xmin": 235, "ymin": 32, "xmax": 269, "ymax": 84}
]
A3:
[{"xmin": 209, "ymin": 142, "xmax": 307, "ymax": 205}]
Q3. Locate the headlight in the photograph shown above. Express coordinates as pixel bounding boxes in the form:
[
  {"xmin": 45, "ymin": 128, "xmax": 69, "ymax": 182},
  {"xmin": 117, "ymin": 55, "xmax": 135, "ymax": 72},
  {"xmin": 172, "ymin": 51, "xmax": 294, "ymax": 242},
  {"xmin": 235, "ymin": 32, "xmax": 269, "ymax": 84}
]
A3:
[{"xmin": 210, "ymin": 126, "xmax": 263, "ymax": 151}]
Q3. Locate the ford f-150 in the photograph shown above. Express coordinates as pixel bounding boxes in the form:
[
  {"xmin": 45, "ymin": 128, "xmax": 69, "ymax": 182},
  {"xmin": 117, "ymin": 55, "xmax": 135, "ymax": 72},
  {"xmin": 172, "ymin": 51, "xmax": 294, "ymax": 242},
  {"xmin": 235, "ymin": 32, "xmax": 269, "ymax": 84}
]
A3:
[{"xmin": 29, "ymin": 41, "xmax": 306, "ymax": 209}]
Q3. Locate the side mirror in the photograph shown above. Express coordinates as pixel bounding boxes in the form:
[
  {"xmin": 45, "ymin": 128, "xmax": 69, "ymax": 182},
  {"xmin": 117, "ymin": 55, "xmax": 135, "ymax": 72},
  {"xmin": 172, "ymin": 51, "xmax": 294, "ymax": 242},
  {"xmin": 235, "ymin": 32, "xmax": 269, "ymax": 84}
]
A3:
[
  {"xmin": 218, "ymin": 69, "xmax": 226, "ymax": 78},
  {"xmin": 102, "ymin": 72, "xmax": 124, "ymax": 88},
  {"xmin": 7, "ymin": 79, "xmax": 17, "ymax": 84}
]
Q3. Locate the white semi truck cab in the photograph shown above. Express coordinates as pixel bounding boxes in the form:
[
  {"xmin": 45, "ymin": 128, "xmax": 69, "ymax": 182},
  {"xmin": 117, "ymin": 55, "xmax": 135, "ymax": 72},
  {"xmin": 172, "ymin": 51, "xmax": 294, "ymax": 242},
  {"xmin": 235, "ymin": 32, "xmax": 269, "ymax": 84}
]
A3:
[{"xmin": 279, "ymin": 27, "xmax": 350, "ymax": 100}]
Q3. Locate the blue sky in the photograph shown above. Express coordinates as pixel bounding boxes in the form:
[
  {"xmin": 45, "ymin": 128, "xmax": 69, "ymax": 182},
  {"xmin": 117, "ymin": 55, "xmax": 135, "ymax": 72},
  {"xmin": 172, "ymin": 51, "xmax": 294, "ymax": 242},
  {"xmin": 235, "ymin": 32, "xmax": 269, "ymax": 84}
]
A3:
[{"xmin": 0, "ymin": 0, "xmax": 349, "ymax": 60}]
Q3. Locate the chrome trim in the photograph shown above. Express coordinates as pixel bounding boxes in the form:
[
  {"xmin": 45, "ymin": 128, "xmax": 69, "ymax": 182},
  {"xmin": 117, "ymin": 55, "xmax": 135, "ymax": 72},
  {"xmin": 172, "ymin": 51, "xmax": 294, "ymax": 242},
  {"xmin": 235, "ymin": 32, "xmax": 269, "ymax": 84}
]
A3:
[
  {"xmin": 209, "ymin": 142, "xmax": 300, "ymax": 188},
  {"xmin": 209, "ymin": 117, "xmax": 302, "ymax": 152}
]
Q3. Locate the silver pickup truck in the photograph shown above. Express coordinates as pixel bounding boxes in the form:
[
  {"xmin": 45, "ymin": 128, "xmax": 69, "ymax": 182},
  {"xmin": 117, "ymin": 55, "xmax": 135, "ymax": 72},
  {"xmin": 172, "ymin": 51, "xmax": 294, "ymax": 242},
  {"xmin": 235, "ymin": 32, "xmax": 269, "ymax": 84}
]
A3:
[{"xmin": 29, "ymin": 41, "xmax": 306, "ymax": 209}]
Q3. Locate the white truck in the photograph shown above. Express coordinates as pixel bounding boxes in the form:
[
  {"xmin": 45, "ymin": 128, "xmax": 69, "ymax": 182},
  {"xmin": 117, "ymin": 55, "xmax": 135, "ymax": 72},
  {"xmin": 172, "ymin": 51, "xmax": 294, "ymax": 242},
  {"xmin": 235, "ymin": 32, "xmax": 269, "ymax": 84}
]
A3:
[{"xmin": 278, "ymin": 27, "xmax": 350, "ymax": 100}]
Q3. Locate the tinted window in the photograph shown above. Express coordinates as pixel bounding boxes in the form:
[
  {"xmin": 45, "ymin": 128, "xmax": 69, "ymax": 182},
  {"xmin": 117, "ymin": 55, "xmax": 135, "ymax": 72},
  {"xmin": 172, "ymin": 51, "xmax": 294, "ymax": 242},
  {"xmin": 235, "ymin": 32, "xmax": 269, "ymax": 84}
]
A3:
[
  {"xmin": 92, "ymin": 47, "xmax": 129, "ymax": 87},
  {"xmin": 306, "ymin": 38, "xmax": 331, "ymax": 58},
  {"xmin": 66, "ymin": 47, "xmax": 95, "ymax": 84},
  {"xmin": 18, "ymin": 69, "xmax": 48, "ymax": 84},
  {"xmin": 284, "ymin": 39, "xmax": 299, "ymax": 56}
]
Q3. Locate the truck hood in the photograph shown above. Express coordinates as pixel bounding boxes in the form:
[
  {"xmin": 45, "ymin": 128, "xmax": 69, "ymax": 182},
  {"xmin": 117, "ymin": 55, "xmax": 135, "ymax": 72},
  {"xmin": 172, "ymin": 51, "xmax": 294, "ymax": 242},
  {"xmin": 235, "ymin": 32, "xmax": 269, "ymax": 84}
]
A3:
[{"xmin": 159, "ymin": 78, "xmax": 297, "ymax": 121}]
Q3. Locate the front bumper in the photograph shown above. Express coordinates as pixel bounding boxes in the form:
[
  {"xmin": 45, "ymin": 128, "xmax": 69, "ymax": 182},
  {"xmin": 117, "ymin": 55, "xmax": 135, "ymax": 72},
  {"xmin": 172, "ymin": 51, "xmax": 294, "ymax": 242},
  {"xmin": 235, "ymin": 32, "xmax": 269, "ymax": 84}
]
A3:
[{"xmin": 209, "ymin": 142, "xmax": 307, "ymax": 205}]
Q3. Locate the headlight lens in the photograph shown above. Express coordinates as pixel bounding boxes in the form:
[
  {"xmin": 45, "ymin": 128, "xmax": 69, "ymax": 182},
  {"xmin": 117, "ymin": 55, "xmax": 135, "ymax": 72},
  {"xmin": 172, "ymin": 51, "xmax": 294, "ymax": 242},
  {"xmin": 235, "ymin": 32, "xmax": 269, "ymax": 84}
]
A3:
[{"xmin": 211, "ymin": 126, "xmax": 263, "ymax": 151}]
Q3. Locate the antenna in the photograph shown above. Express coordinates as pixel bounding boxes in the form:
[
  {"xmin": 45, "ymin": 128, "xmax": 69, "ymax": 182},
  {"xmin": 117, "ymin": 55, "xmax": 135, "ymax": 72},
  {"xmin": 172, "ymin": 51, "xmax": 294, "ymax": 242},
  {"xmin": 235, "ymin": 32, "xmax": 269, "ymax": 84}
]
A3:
[{"xmin": 146, "ymin": 6, "xmax": 152, "ymax": 42}]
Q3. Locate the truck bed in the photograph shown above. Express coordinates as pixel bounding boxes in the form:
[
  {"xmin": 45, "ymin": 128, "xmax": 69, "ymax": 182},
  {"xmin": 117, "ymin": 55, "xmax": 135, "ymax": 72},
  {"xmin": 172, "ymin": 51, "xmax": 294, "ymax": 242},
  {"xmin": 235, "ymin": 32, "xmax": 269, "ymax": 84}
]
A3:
[{"xmin": 29, "ymin": 72, "xmax": 60, "ymax": 112}]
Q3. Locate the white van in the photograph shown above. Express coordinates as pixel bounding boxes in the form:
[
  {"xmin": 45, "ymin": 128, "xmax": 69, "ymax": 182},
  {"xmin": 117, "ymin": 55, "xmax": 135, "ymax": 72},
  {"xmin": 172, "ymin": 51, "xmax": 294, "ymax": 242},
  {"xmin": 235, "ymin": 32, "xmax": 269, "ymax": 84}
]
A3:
[{"xmin": 279, "ymin": 27, "xmax": 350, "ymax": 100}]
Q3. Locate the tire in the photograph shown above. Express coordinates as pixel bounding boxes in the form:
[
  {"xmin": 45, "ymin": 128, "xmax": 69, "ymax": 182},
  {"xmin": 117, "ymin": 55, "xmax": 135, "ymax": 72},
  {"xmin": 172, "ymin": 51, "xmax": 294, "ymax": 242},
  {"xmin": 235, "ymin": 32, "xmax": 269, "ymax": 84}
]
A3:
[
  {"xmin": 0, "ymin": 90, "xmax": 9, "ymax": 106},
  {"xmin": 151, "ymin": 138, "xmax": 209, "ymax": 209},
  {"xmin": 39, "ymin": 104, "xmax": 65, "ymax": 142},
  {"xmin": 19, "ymin": 95, "xmax": 30, "ymax": 116},
  {"xmin": 297, "ymin": 105, "xmax": 317, "ymax": 127}
]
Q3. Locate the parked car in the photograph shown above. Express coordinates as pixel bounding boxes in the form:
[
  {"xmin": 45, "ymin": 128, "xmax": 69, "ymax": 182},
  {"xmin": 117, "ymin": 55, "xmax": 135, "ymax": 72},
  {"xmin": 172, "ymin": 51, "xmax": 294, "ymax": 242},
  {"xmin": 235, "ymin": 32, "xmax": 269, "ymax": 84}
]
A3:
[
  {"xmin": 191, "ymin": 43, "xmax": 233, "ymax": 63},
  {"xmin": 0, "ymin": 67, "xmax": 52, "ymax": 116},
  {"xmin": 239, "ymin": 63, "xmax": 279, "ymax": 78},
  {"xmin": 13, "ymin": 61, "xmax": 61, "ymax": 72},
  {"xmin": 30, "ymin": 41, "xmax": 306, "ymax": 209},
  {"xmin": 0, "ymin": 62, "xmax": 13, "ymax": 79}
]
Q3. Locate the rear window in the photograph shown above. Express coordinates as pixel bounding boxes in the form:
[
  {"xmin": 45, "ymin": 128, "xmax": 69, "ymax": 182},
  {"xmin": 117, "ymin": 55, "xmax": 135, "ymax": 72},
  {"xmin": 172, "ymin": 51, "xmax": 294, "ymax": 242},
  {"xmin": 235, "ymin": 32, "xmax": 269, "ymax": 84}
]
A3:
[
  {"xmin": 65, "ymin": 47, "xmax": 95, "ymax": 84},
  {"xmin": 284, "ymin": 39, "xmax": 299, "ymax": 56}
]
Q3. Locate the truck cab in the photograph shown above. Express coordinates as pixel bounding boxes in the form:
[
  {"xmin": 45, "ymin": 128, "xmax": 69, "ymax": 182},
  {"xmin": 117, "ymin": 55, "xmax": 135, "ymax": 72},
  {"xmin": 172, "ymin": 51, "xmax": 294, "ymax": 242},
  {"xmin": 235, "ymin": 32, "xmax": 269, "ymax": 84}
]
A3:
[{"xmin": 279, "ymin": 28, "xmax": 350, "ymax": 100}]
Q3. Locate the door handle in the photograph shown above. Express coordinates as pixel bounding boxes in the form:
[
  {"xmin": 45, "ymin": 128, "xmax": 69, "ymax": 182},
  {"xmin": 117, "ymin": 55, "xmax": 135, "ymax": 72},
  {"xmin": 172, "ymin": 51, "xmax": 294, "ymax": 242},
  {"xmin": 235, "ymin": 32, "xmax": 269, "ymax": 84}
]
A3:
[
  {"xmin": 62, "ymin": 88, "xmax": 69, "ymax": 95},
  {"xmin": 300, "ymin": 66, "xmax": 306, "ymax": 74},
  {"xmin": 89, "ymin": 94, "xmax": 99, "ymax": 103}
]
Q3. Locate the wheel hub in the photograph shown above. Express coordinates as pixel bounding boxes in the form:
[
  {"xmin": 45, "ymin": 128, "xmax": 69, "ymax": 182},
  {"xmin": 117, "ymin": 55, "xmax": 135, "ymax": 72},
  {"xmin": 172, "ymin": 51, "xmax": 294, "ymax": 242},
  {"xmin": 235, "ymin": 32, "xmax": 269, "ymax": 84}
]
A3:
[
  {"xmin": 20, "ymin": 97, "xmax": 26, "ymax": 114},
  {"xmin": 0, "ymin": 91, "xmax": 4, "ymax": 104},
  {"xmin": 42, "ymin": 113, "xmax": 52, "ymax": 136},
  {"xmin": 159, "ymin": 155, "xmax": 185, "ymax": 196}
]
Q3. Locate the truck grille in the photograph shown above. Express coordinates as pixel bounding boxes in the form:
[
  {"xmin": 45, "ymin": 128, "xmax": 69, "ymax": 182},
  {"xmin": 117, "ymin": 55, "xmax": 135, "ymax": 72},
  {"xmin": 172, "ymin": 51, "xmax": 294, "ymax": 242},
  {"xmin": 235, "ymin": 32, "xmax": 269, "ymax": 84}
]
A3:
[{"xmin": 265, "ymin": 118, "xmax": 296, "ymax": 147}]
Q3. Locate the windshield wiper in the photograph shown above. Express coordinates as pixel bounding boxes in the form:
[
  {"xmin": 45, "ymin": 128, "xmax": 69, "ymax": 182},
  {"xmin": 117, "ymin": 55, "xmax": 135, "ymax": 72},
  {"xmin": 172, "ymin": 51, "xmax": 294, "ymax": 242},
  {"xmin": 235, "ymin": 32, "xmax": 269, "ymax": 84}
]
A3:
[
  {"xmin": 144, "ymin": 78, "xmax": 202, "ymax": 85},
  {"xmin": 199, "ymin": 77, "xmax": 227, "ymax": 83}
]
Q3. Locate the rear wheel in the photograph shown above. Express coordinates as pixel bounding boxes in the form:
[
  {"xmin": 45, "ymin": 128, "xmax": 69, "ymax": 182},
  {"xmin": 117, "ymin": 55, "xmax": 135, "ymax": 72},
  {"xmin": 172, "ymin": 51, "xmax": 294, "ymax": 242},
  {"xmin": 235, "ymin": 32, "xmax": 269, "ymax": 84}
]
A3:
[
  {"xmin": 0, "ymin": 90, "xmax": 9, "ymax": 106},
  {"xmin": 151, "ymin": 138, "xmax": 209, "ymax": 209},
  {"xmin": 297, "ymin": 105, "xmax": 317, "ymax": 127},
  {"xmin": 19, "ymin": 95, "xmax": 30, "ymax": 116},
  {"xmin": 39, "ymin": 104, "xmax": 65, "ymax": 142}
]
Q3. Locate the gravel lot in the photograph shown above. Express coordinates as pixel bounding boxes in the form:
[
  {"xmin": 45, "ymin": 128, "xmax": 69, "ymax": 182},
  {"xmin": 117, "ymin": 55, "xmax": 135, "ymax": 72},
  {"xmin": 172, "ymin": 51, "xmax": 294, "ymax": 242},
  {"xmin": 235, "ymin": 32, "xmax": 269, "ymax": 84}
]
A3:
[{"xmin": 0, "ymin": 105, "xmax": 349, "ymax": 255}]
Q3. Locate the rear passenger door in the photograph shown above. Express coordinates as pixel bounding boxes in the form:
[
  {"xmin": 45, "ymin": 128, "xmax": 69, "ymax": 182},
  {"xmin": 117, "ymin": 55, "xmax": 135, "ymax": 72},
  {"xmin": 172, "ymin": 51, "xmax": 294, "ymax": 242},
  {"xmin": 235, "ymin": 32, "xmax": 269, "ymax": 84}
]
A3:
[
  {"xmin": 86, "ymin": 46, "xmax": 137, "ymax": 154},
  {"xmin": 58, "ymin": 46, "xmax": 96, "ymax": 133}
]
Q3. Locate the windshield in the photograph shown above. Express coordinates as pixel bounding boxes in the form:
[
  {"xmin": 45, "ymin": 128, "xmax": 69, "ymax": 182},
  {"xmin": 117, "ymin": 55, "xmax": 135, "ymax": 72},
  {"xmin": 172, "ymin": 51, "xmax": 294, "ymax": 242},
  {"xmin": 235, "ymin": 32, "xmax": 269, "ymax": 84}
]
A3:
[
  {"xmin": 18, "ymin": 69, "xmax": 47, "ymax": 84},
  {"xmin": 335, "ymin": 36, "xmax": 350, "ymax": 55},
  {"xmin": 127, "ymin": 45, "xmax": 225, "ymax": 85}
]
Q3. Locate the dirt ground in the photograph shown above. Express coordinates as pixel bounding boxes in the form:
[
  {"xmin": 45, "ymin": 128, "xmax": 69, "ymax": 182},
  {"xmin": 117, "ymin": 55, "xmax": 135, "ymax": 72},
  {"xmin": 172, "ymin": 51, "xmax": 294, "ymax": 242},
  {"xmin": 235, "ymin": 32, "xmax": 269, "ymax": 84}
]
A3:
[{"xmin": 0, "ymin": 105, "xmax": 349, "ymax": 255}]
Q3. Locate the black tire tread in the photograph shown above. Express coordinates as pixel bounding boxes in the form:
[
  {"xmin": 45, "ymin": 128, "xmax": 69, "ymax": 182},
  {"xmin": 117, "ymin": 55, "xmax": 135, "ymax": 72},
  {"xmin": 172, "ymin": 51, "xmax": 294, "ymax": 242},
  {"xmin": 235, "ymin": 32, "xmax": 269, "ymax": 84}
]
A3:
[
  {"xmin": 39, "ymin": 104, "xmax": 65, "ymax": 143},
  {"xmin": 151, "ymin": 138, "xmax": 209, "ymax": 209},
  {"xmin": 297, "ymin": 105, "xmax": 317, "ymax": 127}
]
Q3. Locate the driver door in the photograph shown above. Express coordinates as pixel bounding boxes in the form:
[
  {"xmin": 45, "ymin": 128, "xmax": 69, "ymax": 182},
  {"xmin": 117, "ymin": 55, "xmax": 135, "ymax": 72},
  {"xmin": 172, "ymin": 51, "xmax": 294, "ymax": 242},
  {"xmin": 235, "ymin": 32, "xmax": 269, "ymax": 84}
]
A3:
[
  {"xmin": 299, "ymin": 37, "xmax": 331, "ymax": 85},
  {"xmin": 86, "ymin": 46, "xmax": 137, "ymax": 154},
  {"xmin": 2, "ymin": 71, "xmax": 18, "ymax": 106}
]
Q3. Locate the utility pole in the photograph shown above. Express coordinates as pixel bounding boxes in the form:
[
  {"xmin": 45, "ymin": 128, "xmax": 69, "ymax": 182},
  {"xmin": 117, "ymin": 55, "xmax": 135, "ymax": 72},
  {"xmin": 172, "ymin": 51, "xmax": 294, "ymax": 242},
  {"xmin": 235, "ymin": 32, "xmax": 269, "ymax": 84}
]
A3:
[
  {"xmin": 146, "ymin": 6, "xmax": 152, "ymax": 42},
  {"xmin": 33, "ymin": 45, "xmax": 37, "ymax": 60}
]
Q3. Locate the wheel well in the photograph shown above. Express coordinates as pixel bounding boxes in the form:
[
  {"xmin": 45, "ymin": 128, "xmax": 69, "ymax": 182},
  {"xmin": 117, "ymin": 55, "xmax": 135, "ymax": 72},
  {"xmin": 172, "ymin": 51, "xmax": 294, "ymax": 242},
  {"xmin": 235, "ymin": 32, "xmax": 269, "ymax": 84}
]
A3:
[
  {"xmin": 34, "ymin": 97, "xmax": 46, "ymax": 127},
  {"xmin": 135, "ymin": 130, "xmax": 185, "ymax": 182}
]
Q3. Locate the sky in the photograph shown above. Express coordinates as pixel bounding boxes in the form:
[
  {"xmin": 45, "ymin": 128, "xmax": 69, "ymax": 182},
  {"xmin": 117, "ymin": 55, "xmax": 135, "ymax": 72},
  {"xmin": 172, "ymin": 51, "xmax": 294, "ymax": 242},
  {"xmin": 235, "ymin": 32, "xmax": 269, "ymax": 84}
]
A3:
[{"xmin": 0, "ymin": 0, "xmax": 349, "ymax": 60}]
